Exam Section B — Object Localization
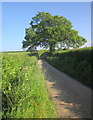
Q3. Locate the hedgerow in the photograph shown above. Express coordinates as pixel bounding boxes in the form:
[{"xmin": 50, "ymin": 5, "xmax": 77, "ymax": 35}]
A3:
[{"xmin": 44, "ymin": 47, "xmax": 92, "ymax": 88}]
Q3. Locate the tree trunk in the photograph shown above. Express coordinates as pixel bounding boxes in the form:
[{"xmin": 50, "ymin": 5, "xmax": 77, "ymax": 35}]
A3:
[{"xmin": 49, "ymin": 44, "xmax": 55, "ymax": 53}]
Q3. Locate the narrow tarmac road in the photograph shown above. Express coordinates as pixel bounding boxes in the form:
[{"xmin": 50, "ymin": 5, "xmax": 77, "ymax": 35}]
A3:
[{"xmin": 38, "ymin": 59, "xmax": 91, "ymax": 118}]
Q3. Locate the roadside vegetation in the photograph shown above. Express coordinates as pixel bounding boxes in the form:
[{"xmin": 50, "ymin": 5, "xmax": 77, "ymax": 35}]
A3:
[
  {"xmin": 2, "ymin": 53, "xmax": 57, "ymax": 118},
  {"xmin": 38, "ymin": 50, "xmax": 48, "ymax": 57},
  {"xmin": 43, "ymin": 47, "xmax": 92, "ymax": 89}
]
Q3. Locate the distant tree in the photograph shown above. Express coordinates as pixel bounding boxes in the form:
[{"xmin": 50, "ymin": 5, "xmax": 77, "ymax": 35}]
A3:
[{"xmin": 22, "ymin": 12, "xmax": 87, "ymax": 53}]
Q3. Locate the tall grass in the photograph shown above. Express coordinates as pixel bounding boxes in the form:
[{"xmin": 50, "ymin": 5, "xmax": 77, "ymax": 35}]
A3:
[{"xmin": 2, "ymin": 53, "xmax": 57, "ymax": 118}]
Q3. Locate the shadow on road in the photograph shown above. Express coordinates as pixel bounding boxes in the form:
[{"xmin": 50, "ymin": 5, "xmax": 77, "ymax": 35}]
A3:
[{"xmin": 39, "ymin": 59, "xmax": 91, "ymax": 118}]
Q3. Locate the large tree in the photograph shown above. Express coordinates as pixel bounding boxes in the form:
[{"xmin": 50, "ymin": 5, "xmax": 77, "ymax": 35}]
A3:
[{"xmin": 22, "ymin": 12, "xmax": 87, "ymax": 52}]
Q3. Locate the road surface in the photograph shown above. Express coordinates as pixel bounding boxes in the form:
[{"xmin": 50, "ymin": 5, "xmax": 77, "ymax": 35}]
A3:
[{"xmin": 38, "ymin": 59, "xmax": 91, "ymax": 118}]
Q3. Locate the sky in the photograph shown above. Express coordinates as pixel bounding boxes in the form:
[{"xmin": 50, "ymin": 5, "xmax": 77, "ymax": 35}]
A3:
[
  {"xmin": 1, "ymin": 2, "xmax": 91, "ymax": 51},
  {"xmin": 1, "ymin": 0, "xmax": 92, "ymax": 2}
]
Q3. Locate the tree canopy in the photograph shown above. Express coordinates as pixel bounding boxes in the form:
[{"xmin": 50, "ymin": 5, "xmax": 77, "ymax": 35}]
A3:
[{"xmin": 22, "ymin": 12, "xmax": 87, "ymax": 52}]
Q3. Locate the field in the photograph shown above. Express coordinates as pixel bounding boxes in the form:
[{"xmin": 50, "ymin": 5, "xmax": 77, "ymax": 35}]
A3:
[
  {"xmin": 2, "ymin": 52, "xmax": 57, "ymax": 118},
  {"xmin": 43, "ymin": 47, "xmax": 92, "ymax": 89}
]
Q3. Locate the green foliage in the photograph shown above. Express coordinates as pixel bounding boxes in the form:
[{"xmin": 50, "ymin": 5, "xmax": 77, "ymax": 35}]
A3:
[
  {"xmin": 0, "ymin": 53, "xmax": 2, "ymax": 119},
  {"xmin": 44, "ymin": 47, "xmax": 92, "ymax": 88},
  {"xmin": 38, "ymin": 50, "xmax": 48, "ymax": 57},
  {"xmin": 22, "ymin": 12, "xmax": 87, "ymax": 53},
  {"xmin": 2, "ymin": 53, "xmax": 57, "ymax": 118}
]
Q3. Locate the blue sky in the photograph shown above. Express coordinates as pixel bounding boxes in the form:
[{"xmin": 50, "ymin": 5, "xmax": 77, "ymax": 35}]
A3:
[{"xmin": 2, "ymin": 2, "xmax": 91, "ymax": 51}]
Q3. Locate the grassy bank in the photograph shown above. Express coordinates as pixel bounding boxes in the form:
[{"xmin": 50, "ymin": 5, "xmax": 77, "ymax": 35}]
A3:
[
  {"xmin": 44, "ymin": 47, "xmax": 92, "ymax": 89},
  {"xmin": 2, "ymin": 53, "xmax": 57, "ymax": 118}
]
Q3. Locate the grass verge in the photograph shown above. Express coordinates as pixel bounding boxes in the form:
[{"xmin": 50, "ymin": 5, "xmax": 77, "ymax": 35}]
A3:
[{"xmin": 2, "ymin": 53, "xmax": 57, "ymax": 118}]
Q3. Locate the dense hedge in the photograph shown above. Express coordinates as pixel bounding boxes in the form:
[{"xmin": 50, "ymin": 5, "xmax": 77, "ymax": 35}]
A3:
[{"xmin": 44, "ymin": 47, "xmax": 92, "ymax": 89}]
